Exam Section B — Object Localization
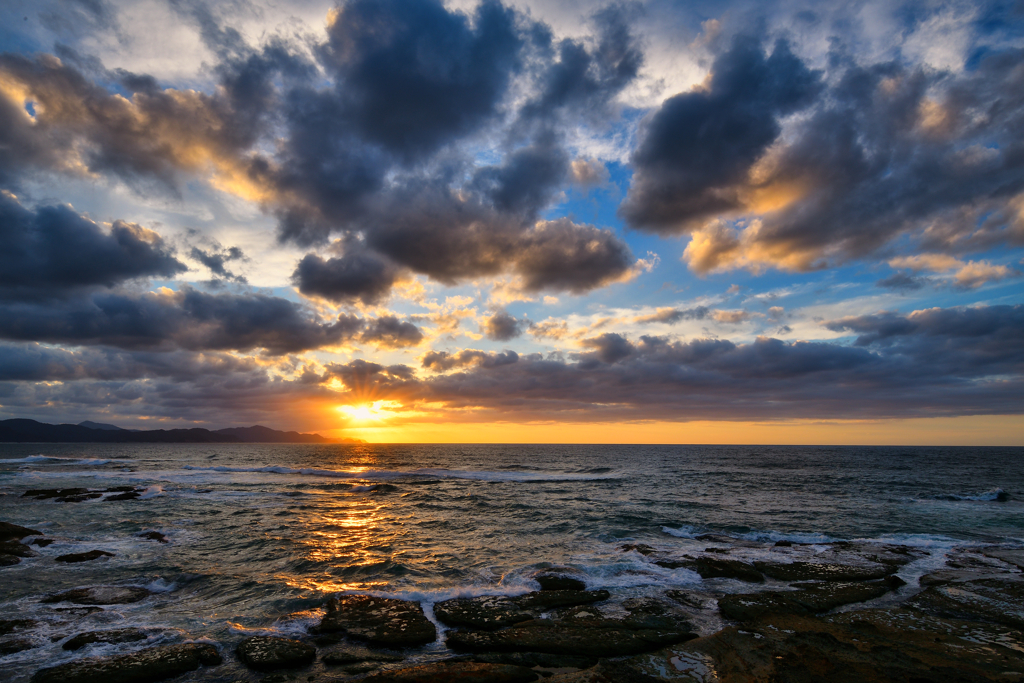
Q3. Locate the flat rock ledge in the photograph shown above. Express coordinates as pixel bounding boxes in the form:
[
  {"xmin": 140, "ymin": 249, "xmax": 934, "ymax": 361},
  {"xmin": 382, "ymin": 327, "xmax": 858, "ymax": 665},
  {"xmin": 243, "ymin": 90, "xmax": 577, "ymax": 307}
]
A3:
[
  {"xmin": 30, "ymin": 643, "xmax": 221, "ymax": 683},
  {"xmin": 435, "ymin": 590, "xmax": 611, "ymax": 631},
  {"xmin": 360, "ymin": 660, "xmax": 540, "ymax": 683},
  {"xmin": 236, "ymin": 635, "xmax": 316, "ymax": 670},
  {"xmin": 42, "ymin": 586, "xmax": 152, "ymax": 605},
  {"xmin": 317, "ymin": 595, "xmax": 437, "ymax": 647}
]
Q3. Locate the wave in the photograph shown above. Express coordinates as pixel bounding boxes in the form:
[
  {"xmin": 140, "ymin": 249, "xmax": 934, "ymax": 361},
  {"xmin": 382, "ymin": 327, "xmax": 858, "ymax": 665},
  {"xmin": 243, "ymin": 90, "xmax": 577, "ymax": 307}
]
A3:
[
  {"xmin": 181, "ymin": 464, "xmax": 620, "ymax": 483},
  {"xmin": 933, "ymin": 488, "xmax": 1010, "ymax": 502},
  {"xmin": 661, "ymin": 525, "xmax": 834, "ymax": 545},
  {"xmin": 2, "ymin": 455, "xmax": 130, "ymax": 466}
]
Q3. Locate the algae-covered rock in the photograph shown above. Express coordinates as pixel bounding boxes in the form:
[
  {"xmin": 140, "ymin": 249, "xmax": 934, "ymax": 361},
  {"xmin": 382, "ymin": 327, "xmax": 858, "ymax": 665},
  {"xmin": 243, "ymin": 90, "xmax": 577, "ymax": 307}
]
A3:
[
  {"xmin": 236, "ymin": 636, "xmax": 316, "ymax": 671},
  {"xmin": 31, "ymin": 643, "xmax": 221, "ymax": 683},
  {"xmin": 318, "ymin": 595, "xmax": 436, "ymax": 647}
]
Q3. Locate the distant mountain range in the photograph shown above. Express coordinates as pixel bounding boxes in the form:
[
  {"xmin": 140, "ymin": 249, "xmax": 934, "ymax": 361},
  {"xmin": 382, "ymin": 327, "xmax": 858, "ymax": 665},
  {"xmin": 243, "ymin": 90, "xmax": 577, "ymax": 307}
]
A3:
[{"xmin": 0, "ymin": 419, "xmax": 364, "ymax": 444}]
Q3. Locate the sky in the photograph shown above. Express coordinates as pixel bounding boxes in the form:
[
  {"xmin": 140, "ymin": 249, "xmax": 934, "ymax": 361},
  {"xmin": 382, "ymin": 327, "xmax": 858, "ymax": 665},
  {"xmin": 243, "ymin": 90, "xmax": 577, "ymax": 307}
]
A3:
[{"xmin": 0, "ymin": 0, "xmax": 1022, "ymax": 444}]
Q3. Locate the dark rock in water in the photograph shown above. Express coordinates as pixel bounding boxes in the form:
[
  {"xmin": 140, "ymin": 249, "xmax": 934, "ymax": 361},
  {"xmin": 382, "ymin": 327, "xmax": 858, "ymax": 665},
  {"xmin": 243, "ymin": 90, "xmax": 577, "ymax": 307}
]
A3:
[
  {"xmin": 0, "ymin": 520, "xmax": 43, "ymax": 542},
  {"xmin": 138, "ymin": 531, "xmax": 168, "ymax": 543},
  {"xmin": 774, "ymin": 540, "xmax": 793, "ymax": 547},
  {"xmin": 907, "ymin": 577, "xmax": 1024, "ymax": 629},
  {"xmin": 618, "ymin": 543, "xmax": 655, "ymax": 556},
  {"xmin": 446, "ymin": 619, "xmax": 697, "ymax": 657},
  {"xmin": 23, "ymin": 488, "xmax": 90, "ymax": 500},
  {"xmin": 56, "ymin": 550, "xmax": 115, "ymax": 563},
  {"xmin": 718, "ymin": 581, "xmax": 891, "ymax": 622},
  {"xmin": 686, "ymin": 557, "xmax": 765, "ymax": 583},
  {"xmin": 533, "ymin": 571, "xmax": 587, "ymax": 592},
  {"xmin": 57, "ymin": 493, "xmax": 104, "ymax": 503},
  {"xmin": 632, "ymin": 608, "xmax": 1024, "ymax": 683},
  {"xmin": 31, "ymin": 538, "xmax": 54, "ymax": 547},
  {"xmin": 1, "ymin": 540, "xmax": 40, "ymax": 558},
  {"xmin": 236, "ymin": 636, "xmax": 316, "ymax": 671},
  {"xmin": 753, "ymin": 561, "xmax": 891, "ymax": 582},
  {"xmin": 0, "ymin": 618, "xmax": 36, "ymax": 636},
  {"xmin": 318, "ymin": 595, "xmax": 436, "ymax": 647},
  {"xmin": 30, "ymin": 642, "xmax": 222, "ymax": 683},
  {"xmin": 42, "ymin": 586, "xmax": 151, "ymax": 605},
  {"xmin": 512, "ymin": 590, "xmax": 609, "ymax": 611},
  {"xmin": 0, "ymin": 637, "xmax": 35, "ymax": 655},
  {"xmin": 664, "ymin": 590, "xmax": 714, "ymax": 611},
  {"xmin": 104, "ymin": 491, "xmax": 141, "ymax": 501},
  {"xmin": 434, "ymin": 596, "xmax": 533, "ymax": 631},
  {"xmin": 1, "ymin": 554, "xmax": 21, "ymax": 566},
  {"xmin": 883, "ymin": 574, "xmax": 906, "ymax": 589},
  {"xmin": 471, "ymin": 652, "xmax": 598, "ymax": 670},
  {"xmin": 434, "ymin": 591, "xmax": 610, "ymax": 631},
  {"xmin": 63, "ymin": 628, "xmax": 149, "ymax": 651},
  {"xmin": 321, "ymin": 647, "xmax": 404, "ymax": 665},
  {"xmin": 359, "ymin": 660, "xmax": 540, "ymax": 682}
]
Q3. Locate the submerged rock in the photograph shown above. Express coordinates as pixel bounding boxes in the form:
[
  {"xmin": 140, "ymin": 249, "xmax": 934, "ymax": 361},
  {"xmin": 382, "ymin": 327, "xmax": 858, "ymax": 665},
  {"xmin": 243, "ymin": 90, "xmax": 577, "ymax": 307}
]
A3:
[
  {"xmin": 0, "ymin": 637, "xmax": 35, "ymax": 655},
  {"xmin": 359, "ymin": 660, "xmax": 540, "ymax": 682},
  {"xmin": 63, "ymin": 628, "xmax": 149, "ymax": 651},
  {"xmin": 42, "ymin": 586, "xmax": 151, "ymax": 605},
  {"xmin": 31, "ymin": 643, "xmax": 222, "ymax": 683},
  {"xmin": 103, "ymin": 491, "xmax": 141, "ymax": 502},
  {"xmin": 236, "ymin": 636, "xmax": 316, "ymax": 671},
  {"xmin": 138, "ymin": 531, "xmax": 168, "ymax": 543},
  {"xmin": 31, "ymin": 538, "xmax": 54, "ymax": 547},
  {"xmin": 533, "ymin": 571, "xmax": 587, "ymax": 592},
  {"xmin": 55, "ymin": 550, "xmax": 115, "ymax": 563},
  {"xmin": 0, "ymin": 618, "xmax": 36, "ymax": 636},
  {"xmin": 318, "ymin": 595, "xmax": 436, "ymax": 647},
  {"xmin": 23, "ymin": 488, "xmax": 90, "ymax": 500}
]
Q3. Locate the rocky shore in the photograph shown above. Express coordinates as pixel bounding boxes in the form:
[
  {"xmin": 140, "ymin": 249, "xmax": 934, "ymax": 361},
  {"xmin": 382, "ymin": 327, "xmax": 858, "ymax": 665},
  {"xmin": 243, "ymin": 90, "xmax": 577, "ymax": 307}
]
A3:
[{"xmin": 3, "ymin": 513, "xmax": 1024, "ymax": 683}]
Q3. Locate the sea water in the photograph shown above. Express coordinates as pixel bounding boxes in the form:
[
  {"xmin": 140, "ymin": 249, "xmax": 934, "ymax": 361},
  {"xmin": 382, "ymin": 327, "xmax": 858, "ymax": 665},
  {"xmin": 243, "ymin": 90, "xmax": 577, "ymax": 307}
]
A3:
[{"xmin": 0, "ymin": 443, "xmax": 1021, "ymax": 680}]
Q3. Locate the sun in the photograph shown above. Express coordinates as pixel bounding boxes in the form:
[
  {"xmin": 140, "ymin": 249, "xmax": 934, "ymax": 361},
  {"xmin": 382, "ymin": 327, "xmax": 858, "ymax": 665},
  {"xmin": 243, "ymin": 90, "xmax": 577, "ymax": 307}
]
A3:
[{"xmin": 337, "ymin": 400, "xmax": 401, "ymax": 423}]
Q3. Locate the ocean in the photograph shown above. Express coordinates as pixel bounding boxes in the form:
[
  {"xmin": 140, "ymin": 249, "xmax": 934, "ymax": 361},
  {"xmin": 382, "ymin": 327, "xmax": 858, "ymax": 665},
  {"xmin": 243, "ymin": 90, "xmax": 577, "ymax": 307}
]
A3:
[{"xmin": 1, "ymin": 443, "xmax": 1022, "ymax": 681}]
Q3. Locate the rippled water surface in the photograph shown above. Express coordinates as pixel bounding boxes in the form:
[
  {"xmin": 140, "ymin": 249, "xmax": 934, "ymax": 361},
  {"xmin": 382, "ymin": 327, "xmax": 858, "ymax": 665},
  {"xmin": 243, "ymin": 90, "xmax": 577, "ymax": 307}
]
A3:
[{"xmin": 1, "ymin": 443, "xmax": 1021, "ymax": 680}]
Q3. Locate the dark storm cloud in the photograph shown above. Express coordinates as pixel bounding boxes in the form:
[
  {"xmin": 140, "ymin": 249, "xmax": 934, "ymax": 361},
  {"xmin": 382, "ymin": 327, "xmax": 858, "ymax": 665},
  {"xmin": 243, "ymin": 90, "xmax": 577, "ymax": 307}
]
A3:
[
  {"xmin": 620, "ymin": 36, "xmax": 821, "ymax": 232},
  {"xmin": 325, "ymin": 305, "xmax": 1024, "ymax": 420},
  {"xmin": 482, "ymin": 310, "xmax": 527, "ymax": 341},
  {"xmin": 473, "ymin": 133, "xmax": 569, "ymax": 216},
  {"xmin": 421, "ymin": 349, "xmax": 519, "ymax": 372},
  {"xmin": 292, "ymin": 239, "xmax": 402, "ymax": 305},
  {"xmin": 634, "ymin": 307, "xmax": 710, "ymax": 324},
  {"xmin": 359, "ymin": 316, "xmax": 424, "ymax": 348},
  {"xmin": 0, "ymin": 286, "xmax": 366, "ymax": 354},
  {"xmin": 623, "ymin": 34, "xmax": 1024, "ymax": 271},
  {"xmin": 0, "ymin": 193, "xmax": 185, "ymax": 299},
  {"xmin": 876, "ymin": 272, "xmax": 928, "ymax": 292},
  {"xmin": 190, "ymin": 245, "xmax": 246, "ymax": 283}
]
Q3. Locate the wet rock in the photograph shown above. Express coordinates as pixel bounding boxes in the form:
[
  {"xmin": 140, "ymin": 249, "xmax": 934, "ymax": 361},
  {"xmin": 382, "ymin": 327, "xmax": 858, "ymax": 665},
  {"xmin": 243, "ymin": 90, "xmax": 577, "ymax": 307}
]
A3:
[
  {"xmin": 360, "ymin": 660, "xmax": 540, "ymax": 682},
  {"xmin": 0, "ymin": 638, "xmax": 35, "ymax": 655},
  {"xmin": 919, "ymin": 568, "xmax": 1015, "ymax": 586},
  {"xmin": 321, "ymin": 647, "xmax": 404, "ymax": 665},
  {"xmin": 30, "ymin": 642, "xmax": 222, "ymax": 683},
  {"xmin": 57, "ymin": 493, "xmax": 104, "ymax": 503},
  {"xmin": 63, "ymin": 628, "xmax": 149, "ymax": 651},
  {"xmin": 0, "ymin": 618, "xmax": 37, "ymax": 636},
  {"xmin": 653, "ymin": 608, "xmax": 1024, "ymax": 683},
  {"xmin": 104, "ymin": 492, "xmax": 140, "ymax": 502},
  {"xmin": 982, "ymin": 548, "xmax": 1024, "ymax": 570},
  {"xmin": 0, "ymin": 521, "xmax": 43, "ymax": 542},
  {"xmin": 1, "ymin": 540, "xmax": 40, "ymax": 558},
  {"xmin": 471, "ymin": 652, "xmax": 598, "ymax": 670},
  {"xmin": 24, "ymin": 488, "xmax": 90, "ymax": 500},
  {"xmin": 31, "ymin": 538, "xmax": 54, "ymax": 547},
  {"xmin": 138, "ymin": 531, "xmax": 168, "ymax": 543},
  {"xmin": 753, "ymin": 561, "xmax": 891, "ymax": 582},
  {"xmin": 434, "ymin": 591, "xmax": 610, "ymax": 631},
  {"xmin": 42, "ymin": 586, "xmax": 151, "ymax": 605},
  {"xmin": 774, "ymin": 540, "xmax": 793, "ymax": 547},
  {"xmin": 236, "ymin": 636, "xmax": 316, "ymax": 671},
  {"xmin": 664, "ymin": 590, "xmax": 714, "ymax": 611},
  {"xmin": 56, "ymin": 550, "xmax": 115, "ymax": 563},
  {"xmin": 1, "ymin": 554, "xmax": 21, "ymax": 566},
  {"xmin": 434, "ymin": 596, "xmax": 532, "ymax": 631},
  {"xmin": 318, "ymin": 595, "xmax": 436, "ymax": 647},
  {"xmin": 446, "ymin": 619, "xmax": 697, "ymax": 658},
  {"xmin": 533, "ymin": 571, "xmax": 587, "ymax": 592},
  {"xmin": 718, "ymin": 581, "xmax": 891, "ymax": 622},
  {"xmin": 906, "ymin": 577, "xmax": 1024, "ymax": 629},
  {"xmin": 684, "ymin": 557, "xmax": 765, "ymax": 583}
]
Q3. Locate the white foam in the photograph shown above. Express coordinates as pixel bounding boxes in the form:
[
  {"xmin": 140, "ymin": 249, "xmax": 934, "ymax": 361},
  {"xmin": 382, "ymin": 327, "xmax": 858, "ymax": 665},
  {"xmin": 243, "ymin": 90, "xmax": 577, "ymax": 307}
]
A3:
[
  {"xmin": 139, "ymin": 485, "xmax": 164, "ymax": 499},
  {"xmin": 4, "ymin": 455, "xmax": 130, "ymax": 466}
]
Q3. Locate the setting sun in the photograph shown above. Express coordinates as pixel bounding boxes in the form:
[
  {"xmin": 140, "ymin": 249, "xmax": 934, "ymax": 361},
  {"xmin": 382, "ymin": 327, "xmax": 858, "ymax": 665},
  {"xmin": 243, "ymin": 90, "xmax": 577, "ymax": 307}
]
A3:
[{"xmin": 337, "ymin": 400, "xmax": 402, "ymax": 423}]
